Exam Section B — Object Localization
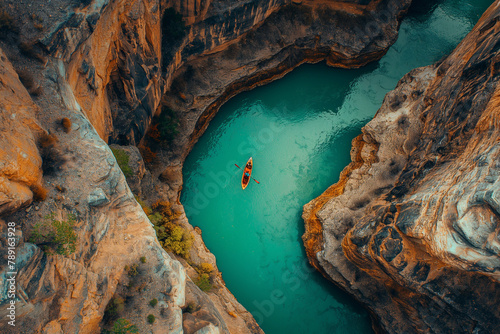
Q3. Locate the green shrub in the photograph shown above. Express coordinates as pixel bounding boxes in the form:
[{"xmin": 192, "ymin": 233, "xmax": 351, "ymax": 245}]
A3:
[
  {"xmin": 154, "ymin": 225, "xmax": 168, "ymax": 241},
  {"xmin": 194, "ymin": 263, "xmax": 214, "ymax": 291},
  {"xmin": 103, "ymin": 297, "xmax": 125, "ymax": 322},
  {"xmin": 147, "ymin": 107, "xmax": 180, "ymax": 149},
  {"xmin": 147, "ymin": 314, "xmax": 155, "ymax": 324},
  {"xmin": 110, "ymin": 148, "xmax": 133, "ymax": 177},
  {"xmin": 149, "ymin": 298, "xmax": 158, "ymax": 307},
  {"xmin": 134, "ymin": 195, "xmax": 152, "ymax": 215},
  {"xmin": 152, "ymin": 200, "xmax": 182, "ymax": 221},
  {"xmin": 148, "ymin": 212, "xmax": 163, "ymax": 226},
  {"xmin": 29, "ymin": 213, "xmax": 77, "ymax": 255},
  {"xmin": 163, "ymin": 225, "xmax": 192, "ymax": 258},
  {"xmin": 104, "ymin": 318, "xmax": 138, "ymax": 334},
  {"xmin": 140, "ymin": 256, "xmax": 146, "ymax": 263},
  {"xmin": 0, "ymin": 8, "xmax": 16, "ymax": 39},
  {"xmin": 195, "ymin": 273, "xmax": 212, "ymax": 292},
  {"xmin": 148, "ymin": 203, "xmax": 192, "ymax": 259},
  {"xmin": 184, "ymin": 301, "xmax": 199, "ymax": 313},
  {"xmin": 125, "ymin": 264, "xmax": 139, "ymax": 277},
  {"xmin": 158, "ymin": 107, "xmax": 179, "ymax": 145}
]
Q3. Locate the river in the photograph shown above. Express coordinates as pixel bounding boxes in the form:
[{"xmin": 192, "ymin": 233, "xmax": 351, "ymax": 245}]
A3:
[{"xmin": 180, "ymin": 1, "xmax": 494, "ymax": 333}]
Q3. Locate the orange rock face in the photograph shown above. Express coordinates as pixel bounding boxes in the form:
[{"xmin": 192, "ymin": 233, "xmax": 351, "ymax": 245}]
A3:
[
  {"xmin": 64, "ymin": 0, "xmax": 163, "ymax": 143},
  {"xmin": 0, "ymin": 48, "xmax": 43, "ymax": 215},
  {"xmin": 303, "ymin": 3, "xmax": 500, "ymax": 333}
]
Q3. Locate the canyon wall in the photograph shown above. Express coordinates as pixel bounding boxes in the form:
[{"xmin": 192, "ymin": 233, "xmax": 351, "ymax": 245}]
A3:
[
  {"xmin": 0, "ymin": 49, "xmax": 189, "ymax": 333},
  {"xmin": 32, "ymin": 0, "xmax": 412, "ymax": 150},
  {"xmin": 158, "ymin": 0, "xmax": 412, "ymax": 166},
  {"xmin": 0, "ymin": 0, "xmax": 264, "ymax": 332},
  {"xmin": 303, "ymin": 2, "xmax": 500, "ymax": 333}
]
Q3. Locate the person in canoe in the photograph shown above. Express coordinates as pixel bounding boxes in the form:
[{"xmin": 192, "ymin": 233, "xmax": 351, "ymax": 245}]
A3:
[
  {"xmin": 235, "ymin": 158, "xmax": 259, "ymax": 189},
  {"xmin": 243, "ymin": 162, "xmax": 251, "ymax": 181}
]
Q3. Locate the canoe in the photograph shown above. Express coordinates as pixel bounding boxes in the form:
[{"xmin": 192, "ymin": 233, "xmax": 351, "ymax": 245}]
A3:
[{"xmin": 241, "ymin": 157, "xmax": 253, "ymax": 190}]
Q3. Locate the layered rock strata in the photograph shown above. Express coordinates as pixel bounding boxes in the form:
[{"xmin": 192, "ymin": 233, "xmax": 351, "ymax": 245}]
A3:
[{"xmin": 304, "ymin": 2, "xmax": 500, "ymax": 333}]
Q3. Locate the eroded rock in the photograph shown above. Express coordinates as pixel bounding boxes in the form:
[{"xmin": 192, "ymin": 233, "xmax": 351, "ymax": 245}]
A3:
[
  {"xmin": 304, "ymin": 2, "xmax": 500, "ymax": 333},
  {"xmin": 0, "ymin": 48, "xmax": 44, "ymax": 215},
  {"xmin": 87, "ymin": 188, "xmax": 109, "ymax": 207}
]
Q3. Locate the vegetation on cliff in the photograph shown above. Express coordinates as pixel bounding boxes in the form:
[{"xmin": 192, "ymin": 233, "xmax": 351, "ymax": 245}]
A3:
[
  {"xmin": 0, "ymin": 8, "xmax": 15, "ymax": 39},
  {"xmin": 147, "ymin": 314, "xmax": 155, "ymax": 324},
  {"xmin": 148, "ymin": 200, "xmax": 192, "ymax": 259},
  {"xmin": 29, "ymin": 213, "xmax": 77, "ymax": 255},
  {"xmin": 102, "ymin": 318, "xmax": 138, "ymax": 334},
  {"xmin": 146, "ymin": 106, "xmax": 180, "ymax": 153},
  {"xmin": 38, "ymin": 132, "xmax": 65, "ymax": 176},
  {"xmin": 102, "ymin": 258, "xmax": 158, "ymax": 331},
  {"xmin": 195, "ymin": 262, "xmax": 214, "ymax": 292},
  {"xmin": 111, "ymin": 148, "xmax": 133, "ymax": 178}
]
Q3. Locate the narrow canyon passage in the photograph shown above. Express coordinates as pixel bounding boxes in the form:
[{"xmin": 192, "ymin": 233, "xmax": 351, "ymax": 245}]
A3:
[{"xmin": 180, "ymin": 1, "xmax": 493, "ymax": 333}]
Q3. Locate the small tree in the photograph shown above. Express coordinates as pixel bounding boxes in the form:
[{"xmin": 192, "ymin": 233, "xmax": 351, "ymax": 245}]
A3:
[
  {"xmin": 126, "ymin": 264, "xmax": 139, "ymax": 277},
  {"xmin": 148, "ymin": 212, "xmax": 163, "ymax": 226},
  {"xmin": 104, "ymin": 297, "xmax": 125, "ymax": 321},
  {"xmin": 199, "ymin": 263, "xmax": 213, "ymax": 274},
  {"xmin": 163, "ymin": 226, "xmax": 192, "ymax": 258}
]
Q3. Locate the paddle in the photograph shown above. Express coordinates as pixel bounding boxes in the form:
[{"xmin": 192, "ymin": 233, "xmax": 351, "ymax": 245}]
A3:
[{"xmin": 235, "ymin": 164, "xmax": 260, "ymax": 184}]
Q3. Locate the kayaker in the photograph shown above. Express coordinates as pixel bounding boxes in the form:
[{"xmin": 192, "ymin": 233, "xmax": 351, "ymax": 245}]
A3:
[{"xmin": 244, "ymin": 172, "xmax": 250, "ymax": 179}]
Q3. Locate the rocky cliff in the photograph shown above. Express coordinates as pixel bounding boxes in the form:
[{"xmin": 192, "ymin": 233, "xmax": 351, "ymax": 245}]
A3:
[
  {"xmin": 0, "ymin": 48, "xmax": 195, "ymax": 333},
  {"xmin": 0, "ymin": 47, "xmax": 44, "ymax": 215},
  {"xmin": 0, "ymin": 0, "xmax": 263, "ymax": 332},
  {"xmin": 303, "ymin": 2, "xmax": 500, "ymax": 333},
  {"xmin": 158, "ymin": 0, "xmax": 412, "ymax": 166}
]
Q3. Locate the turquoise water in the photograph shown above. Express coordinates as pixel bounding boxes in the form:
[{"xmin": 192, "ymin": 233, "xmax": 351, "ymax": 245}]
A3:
[{"xmin": 181, "ymin": 1, "xmax": 494, "ymax": 333}]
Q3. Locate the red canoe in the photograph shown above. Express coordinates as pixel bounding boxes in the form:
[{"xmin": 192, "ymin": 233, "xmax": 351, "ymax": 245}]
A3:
[{"xmin": 241, "ymin": 157, "xmax": 253, "ymax": 190}]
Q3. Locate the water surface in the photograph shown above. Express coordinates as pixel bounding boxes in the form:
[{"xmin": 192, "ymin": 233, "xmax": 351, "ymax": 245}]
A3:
[{"xmin": 181, "ymin": 1, "xmax": 494, "ymax": 333}]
